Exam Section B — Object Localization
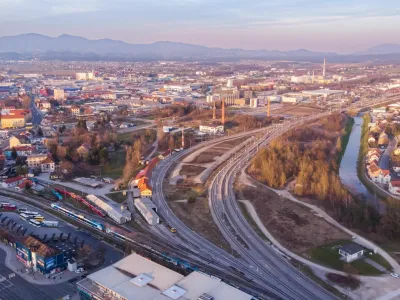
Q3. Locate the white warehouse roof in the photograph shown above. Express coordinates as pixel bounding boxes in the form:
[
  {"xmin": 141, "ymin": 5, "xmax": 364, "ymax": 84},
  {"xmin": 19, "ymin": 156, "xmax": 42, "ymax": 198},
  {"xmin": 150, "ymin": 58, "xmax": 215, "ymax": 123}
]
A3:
[{"xmin": 78, "ymin": 253, "xmax": 252, "ymax": 300}]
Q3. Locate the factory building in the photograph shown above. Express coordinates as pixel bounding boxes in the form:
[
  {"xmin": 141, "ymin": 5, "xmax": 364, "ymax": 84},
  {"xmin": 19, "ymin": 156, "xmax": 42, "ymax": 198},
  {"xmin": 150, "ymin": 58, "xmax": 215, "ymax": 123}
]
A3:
[
  {"xmin": 86, "ymin": 194, "xmax": 131, "ymax": 224},
  {"xmin": 16, "ymin": 236, "xmax": 66, "ymax": 275},
  {"xmin": 199, "ymin": 124, "xmax": 224, "ymax": 135},
  {"xmin": 281, "ymin": 93, "xmax": 304, "ymax": 103},
  {"xmin": 134, "ymin": 198, "xmax": 160, "ymax": 225},
  {"xmin": 77, "ymin": 253, "xmax": 252, "ymax": 300}
]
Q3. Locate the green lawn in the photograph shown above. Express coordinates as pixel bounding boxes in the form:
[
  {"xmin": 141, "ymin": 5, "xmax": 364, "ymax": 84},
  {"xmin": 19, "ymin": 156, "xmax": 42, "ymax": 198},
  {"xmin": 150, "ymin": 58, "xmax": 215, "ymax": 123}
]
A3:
[
  {"xmin": 366, "ymin": 252, "xmax": 393, "ymax": 271},
  {"xmin": 307, "ymin": 240, "xmax": 385, "ymax": 276},
  {"xmin": 102, "ymin": 151, "xmax": 125, "ymax": 179},
  {"xmin": 117, "ymin": 132, "xmax": 133, "ymax": 143},
  {"xmin": 105, "ymin": 192, "xmax": 127, "ymax": 203}
]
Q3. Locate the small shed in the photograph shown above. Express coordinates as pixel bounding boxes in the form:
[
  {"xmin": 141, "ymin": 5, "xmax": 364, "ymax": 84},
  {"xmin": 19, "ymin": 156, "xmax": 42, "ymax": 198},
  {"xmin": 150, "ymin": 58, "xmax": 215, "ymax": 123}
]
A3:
[{"xmin": 339, "ymin": 243, "xmax": 364, "ymax": 262}]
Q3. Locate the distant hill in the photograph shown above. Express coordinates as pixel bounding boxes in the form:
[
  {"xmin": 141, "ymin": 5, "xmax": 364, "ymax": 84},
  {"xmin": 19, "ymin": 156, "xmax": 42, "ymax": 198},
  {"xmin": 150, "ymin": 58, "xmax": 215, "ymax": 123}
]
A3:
[
  {"xmin": 355, "ymin": 43, "xmax": 400, "ymax": 55},
  {"xmin": 0, "ymin": 33, "xmax": 337, "ymax": 60},
  {"xmin": 0, "ymin": 33, "xmax": 399, "ymax": 62}
]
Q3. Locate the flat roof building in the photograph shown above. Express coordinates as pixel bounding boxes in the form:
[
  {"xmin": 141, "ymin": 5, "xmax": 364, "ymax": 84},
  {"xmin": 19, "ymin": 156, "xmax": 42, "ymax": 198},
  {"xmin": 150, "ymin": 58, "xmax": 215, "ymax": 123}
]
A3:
[
  {"xmin": 134, "ymin": 198, "xmax": 159, "ymax": 225},
  {"xmin": 77, "ymin": 253, "xmax": 252, "ymax": 300}
]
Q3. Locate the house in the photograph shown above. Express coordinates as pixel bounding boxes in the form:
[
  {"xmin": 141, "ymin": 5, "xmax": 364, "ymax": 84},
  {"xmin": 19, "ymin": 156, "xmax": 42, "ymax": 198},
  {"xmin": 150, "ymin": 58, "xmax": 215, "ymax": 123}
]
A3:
[
  {"xmin": 339, "ymin": 243, "xmax": 364, "ymax": 262},
  {"xmin": 138, "ymin": 178, "xmax": 152, "ymax": 197},
  {"xmin": 393, "ymin": 148, "xmax": 400, "ymax": 156},
  {"xmin": 9, "ymin": 136, "xmax": 31, "ymax": 148},
  {"xmin": 70, "ymin": 106, "xmax": 81, "ymax": 116},
  {"xmin": 27, "ymin": 154, "xmax": 48, "ymax": 169},
  {"xmin": 77, "ymin": 143, "xmax": 92, "ymax": 159},
  {"xmin": 389, "ymin": 179, "xmax": 400, "ymax": 195},
  {"xmin": 4, "ymin": 146, "xmax": 34, "ymax": 159},
  {"xmin": 392, "ymin": 160, "xmax": 400, "ymax": 173},
  {"xmin": 40, "ymin": 158, "xmax": 55, "ymax": 173},
  {"xmin": 379, "ymin": 169, "xmax": 391, "ymax": 184},
  {"xmin": 2, "ymin": 176, "xmax": 24, "ymax": 188}
]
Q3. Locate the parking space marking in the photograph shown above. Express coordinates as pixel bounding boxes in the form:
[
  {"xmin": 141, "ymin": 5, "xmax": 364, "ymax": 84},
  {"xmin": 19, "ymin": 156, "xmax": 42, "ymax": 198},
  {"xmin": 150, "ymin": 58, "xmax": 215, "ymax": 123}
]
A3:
[{"xmin": 0, "ymin": 275, "xmax": 13, "ymax": 292}]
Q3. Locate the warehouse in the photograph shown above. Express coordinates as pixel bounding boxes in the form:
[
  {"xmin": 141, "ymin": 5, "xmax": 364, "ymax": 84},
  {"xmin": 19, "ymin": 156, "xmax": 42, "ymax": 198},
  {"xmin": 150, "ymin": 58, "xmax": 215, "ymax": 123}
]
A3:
[
  {"xmin": 134, "ymin": 198, "xmax": 159, "ymax": 225},
  {"xmin": 77, "ymin": 253, "xmax": 253, "ymax": 300},
  {"xmin": 86, "ymin": 194, "xmax": 131, "ymax": 224}
]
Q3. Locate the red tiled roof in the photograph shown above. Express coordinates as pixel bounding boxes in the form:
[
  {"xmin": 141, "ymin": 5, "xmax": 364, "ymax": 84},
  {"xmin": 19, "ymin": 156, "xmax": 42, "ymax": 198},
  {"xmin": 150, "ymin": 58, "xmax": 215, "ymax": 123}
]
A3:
[{"xmin": 3, "ymin": 176, "xmax": 23, "ymax": 184}]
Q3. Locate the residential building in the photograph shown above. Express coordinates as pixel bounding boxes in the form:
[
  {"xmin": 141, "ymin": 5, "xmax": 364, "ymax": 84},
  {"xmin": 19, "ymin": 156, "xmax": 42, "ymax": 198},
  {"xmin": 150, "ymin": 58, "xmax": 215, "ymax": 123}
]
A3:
[
  {"xmin": 54, "ymin": 88, "xmax": 65, "ymax": 101},
  {"xmin": 338, "ymin": 243, "xmax": 364, "ymax": 262},
  {"xmin": 1, "ymin": 109, "xmax": 29, "ymax": 128},
  {"xmin": 2, "ymin": 176, "xmax": 24, "ymax": 188},
  {"xmin": 4, "ymin": 146, "xmax": 34, "ymax": 158},
  {"xmin": 389, "ymin": 179, "xmax": 400, "ymax": 195},
  {"xmin": 76, "ymin": 253, "xmax": 252, "ymax": 300},
  {"xmin": 27, "ymin": 154, "xmax": 48, "ymax": 169},
  {"xmin": 41, "ymin": 157, "xmax": 55, "ymax": 173},
  {"xmin": 70, "ymin": 106, "xmax": 81, "ymax": 116}
]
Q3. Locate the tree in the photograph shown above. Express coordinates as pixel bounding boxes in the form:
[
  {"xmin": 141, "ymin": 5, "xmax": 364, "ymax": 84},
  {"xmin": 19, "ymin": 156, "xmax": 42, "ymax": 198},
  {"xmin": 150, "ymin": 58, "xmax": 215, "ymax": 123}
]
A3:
[
  {"xmin": 60, "ymin": 161, "xmax": 75, "ymax": 178},
  {"xmin": 99, "ymin": 148, "xmax": 109, "ymax": 163},
  {"xmin": 11, "ymin": 147, "xmax": 18, "ymax": 160},
  {"xmin": 21, "ymin": 95, "xmax": 31, "ymax": 109},
  {"xmin": 25, "ymin": 181, "xmax": 31, "ymax": 190}
]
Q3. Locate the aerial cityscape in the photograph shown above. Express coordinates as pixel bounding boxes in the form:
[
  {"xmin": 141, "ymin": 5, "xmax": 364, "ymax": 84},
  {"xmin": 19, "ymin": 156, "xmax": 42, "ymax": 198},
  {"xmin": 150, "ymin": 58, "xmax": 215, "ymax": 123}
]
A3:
[{"xmin": 1, "ymin": 1, "xmax": 400, "ymax": 300}]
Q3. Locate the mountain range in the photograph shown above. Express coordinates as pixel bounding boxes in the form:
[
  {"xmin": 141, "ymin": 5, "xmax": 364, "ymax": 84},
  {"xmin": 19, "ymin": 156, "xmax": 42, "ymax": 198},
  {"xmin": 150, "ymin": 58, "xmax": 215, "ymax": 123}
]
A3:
[{"xmin": 0, "ymin": 33, "xmax": 399, "ymax": 62}]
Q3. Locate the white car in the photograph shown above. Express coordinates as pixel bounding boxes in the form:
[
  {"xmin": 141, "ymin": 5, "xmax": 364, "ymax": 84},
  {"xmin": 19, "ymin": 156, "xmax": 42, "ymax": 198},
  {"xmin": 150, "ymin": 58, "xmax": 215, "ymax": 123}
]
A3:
[{"xmin": 391, "ymin": 273, "xmax": 399, "ymax": 278}]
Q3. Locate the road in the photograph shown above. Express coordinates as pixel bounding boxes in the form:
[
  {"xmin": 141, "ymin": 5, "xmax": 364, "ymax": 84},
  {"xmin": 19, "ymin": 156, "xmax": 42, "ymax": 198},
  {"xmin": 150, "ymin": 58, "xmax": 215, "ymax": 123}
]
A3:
[
  {"xmin": 29, "ymin": 94, "xmax": 43, "ymax": 125},
  {"xmin": 379, "ymin": 138, "xmax": 396, "ymax": 171}
]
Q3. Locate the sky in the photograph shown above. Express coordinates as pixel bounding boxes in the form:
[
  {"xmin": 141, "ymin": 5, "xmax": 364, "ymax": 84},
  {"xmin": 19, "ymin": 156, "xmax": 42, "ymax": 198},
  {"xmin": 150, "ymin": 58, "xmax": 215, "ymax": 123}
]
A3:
[{"xmin": 0, "ymin": 0, "xmax": 399, "ymax": 53}]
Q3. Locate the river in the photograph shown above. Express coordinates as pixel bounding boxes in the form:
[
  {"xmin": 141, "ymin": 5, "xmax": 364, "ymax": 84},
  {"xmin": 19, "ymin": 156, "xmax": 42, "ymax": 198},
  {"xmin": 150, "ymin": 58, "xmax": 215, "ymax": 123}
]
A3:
[{"xmin": 339, "ymin": 116, "xmax": 384, "ymax": 211}]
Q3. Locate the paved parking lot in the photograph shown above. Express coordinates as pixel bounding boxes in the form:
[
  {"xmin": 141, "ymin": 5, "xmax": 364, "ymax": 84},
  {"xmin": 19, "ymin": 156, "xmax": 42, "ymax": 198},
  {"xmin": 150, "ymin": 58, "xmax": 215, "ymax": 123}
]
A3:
[{"xmin": 0, "ymin": 249, "xmax": 75, "ymax": 300}]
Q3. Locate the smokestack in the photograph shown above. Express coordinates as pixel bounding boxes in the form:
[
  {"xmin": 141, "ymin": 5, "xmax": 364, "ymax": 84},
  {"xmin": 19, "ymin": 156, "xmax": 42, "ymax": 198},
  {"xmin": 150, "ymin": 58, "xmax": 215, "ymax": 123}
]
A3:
[
  {"xmin": 221, "ymin": 99, "xmax": 225, "ymax": 126},
  {"xmin": 323, "ymin": 58, "xmax": 326, "ymax": 79},
  {"xmin": 181, "ymin": 127, "xmax": 185, "ymax": 149},
  {"xmin": 267, "ymin": 98, "xmax": 271, "ymax": 118},
  {"xmin": 213, "ymin": 101, "xmax": 216, "ymax": 119}
]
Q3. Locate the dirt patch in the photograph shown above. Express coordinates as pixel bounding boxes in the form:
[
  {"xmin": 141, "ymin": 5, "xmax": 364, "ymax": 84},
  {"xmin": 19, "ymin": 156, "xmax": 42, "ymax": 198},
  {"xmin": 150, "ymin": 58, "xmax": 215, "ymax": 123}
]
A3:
[
  {"xmin": 190, "ymin": 152, "xmax": 221, "ymax": 164},
  {"xmin": 273, "ymin": 105, "xmax": 325, "ymax": 117},
  {"xmin": 236, "ymin": 182, "xmax": 350, "ymax": 254},
  {"xmin": 164, "ymin": 179, "xmax": 233, "ymax": 253},
  {"xmin": 180, "ymin": 165, "xmax": 206, "ymax": 177}
]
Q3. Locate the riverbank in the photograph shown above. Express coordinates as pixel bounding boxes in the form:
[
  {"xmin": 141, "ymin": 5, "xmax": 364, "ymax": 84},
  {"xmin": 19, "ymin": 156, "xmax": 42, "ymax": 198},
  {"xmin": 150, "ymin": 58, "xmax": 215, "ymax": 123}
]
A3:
[{"xmin": 356, "ymin": 114, "xmax": 389, "ymax": 203}]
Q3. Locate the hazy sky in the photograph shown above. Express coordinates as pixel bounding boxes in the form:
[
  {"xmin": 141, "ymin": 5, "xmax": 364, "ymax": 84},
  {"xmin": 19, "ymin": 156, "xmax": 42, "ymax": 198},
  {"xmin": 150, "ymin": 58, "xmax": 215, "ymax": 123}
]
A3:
[{"xmin": 0, "ymin": 0, "xmax": 399, "ymax": 53}]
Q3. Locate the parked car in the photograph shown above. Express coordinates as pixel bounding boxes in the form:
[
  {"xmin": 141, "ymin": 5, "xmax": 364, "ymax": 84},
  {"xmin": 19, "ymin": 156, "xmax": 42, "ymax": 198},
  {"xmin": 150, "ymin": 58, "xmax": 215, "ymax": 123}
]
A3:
[{"xmin": 391, "ymin": 273, "xmax": 399, "ymax": 278}]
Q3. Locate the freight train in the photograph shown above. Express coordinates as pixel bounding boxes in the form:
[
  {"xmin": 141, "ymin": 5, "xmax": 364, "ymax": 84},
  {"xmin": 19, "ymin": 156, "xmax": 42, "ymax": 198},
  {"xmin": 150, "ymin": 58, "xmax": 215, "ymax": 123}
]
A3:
[{"xmin": 54, "ymin": 188, "xmax": 106, "ymax": 217}]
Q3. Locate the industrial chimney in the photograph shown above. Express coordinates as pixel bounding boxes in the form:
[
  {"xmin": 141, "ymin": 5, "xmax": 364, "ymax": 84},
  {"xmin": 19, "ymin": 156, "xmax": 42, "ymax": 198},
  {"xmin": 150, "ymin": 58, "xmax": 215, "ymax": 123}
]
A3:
[
  {"xmin": 181, "ymin": 127, "xmax": 185, "ymax": 149},
  {"xmin": 213, "ymin": 100, "xmax": 216, "ymax": 120},
  {"xmin": 221, "ymin": 98, "xmax": 225, "ymax": 126}
]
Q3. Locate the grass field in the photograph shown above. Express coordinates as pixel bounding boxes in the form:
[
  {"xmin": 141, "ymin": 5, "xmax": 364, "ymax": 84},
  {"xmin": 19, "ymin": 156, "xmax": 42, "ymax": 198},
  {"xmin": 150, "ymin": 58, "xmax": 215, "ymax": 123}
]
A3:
[
  {"xmin": 102, "ymin": 151, "xmax": 125, "ymax": 179},
  {"xmin": 307, "ymin": 240, "xmax": 386, "ymax": 276},
  {"xmin": 105, "ymin": 192, "xmax": 127, "ymax": 203}
]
